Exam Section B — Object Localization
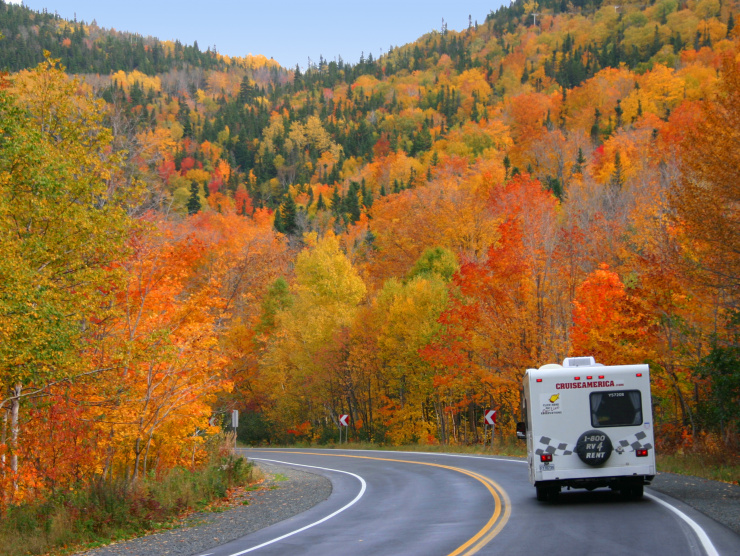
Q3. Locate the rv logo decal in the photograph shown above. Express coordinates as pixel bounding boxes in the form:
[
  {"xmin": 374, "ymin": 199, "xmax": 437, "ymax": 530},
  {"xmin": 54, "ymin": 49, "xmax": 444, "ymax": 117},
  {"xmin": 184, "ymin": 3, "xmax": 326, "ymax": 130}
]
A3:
[
  {"xmin": 540, "ymin": 393, "xmax": 563, "ymax": 415},
  {"xmin": 555, "ymin": 380, "xmax": 615, "ymax": 389}
]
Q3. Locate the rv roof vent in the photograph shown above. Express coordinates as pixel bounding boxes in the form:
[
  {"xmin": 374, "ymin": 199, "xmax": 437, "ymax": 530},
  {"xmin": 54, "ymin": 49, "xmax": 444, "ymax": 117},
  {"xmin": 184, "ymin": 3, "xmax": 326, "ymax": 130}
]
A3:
[{"xmin": 563, "ymin": 356, "xmax": 596, "ymax": 367}]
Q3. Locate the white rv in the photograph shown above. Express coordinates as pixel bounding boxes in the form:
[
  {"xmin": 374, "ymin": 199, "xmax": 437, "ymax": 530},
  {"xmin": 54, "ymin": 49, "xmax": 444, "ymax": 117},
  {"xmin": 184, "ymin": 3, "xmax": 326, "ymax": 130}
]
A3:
[{"xmin": 516, "ymin": 356, "xmax": 656, "ymax": 501}]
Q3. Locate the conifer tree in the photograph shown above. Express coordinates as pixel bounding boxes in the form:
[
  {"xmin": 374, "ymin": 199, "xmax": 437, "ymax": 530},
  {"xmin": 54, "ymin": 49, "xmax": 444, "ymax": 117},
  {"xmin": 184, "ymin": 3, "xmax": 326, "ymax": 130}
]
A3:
[
  {"xmin": 573, "ymin": 147, "xmax": 586, "ymax": 175},
  {"xmin": 610, "ymin": 151, "xmax": 624, "ymax": 191},
  {"xmin": 331, "ymin": 186, "xmax": 342, "ymax": 216},
  {"xmin": 281, "ymin": 195, "xmax": 298, "ymax": 235},
  {"xmin": 590, "ymin": 108, "xmax": 601, "ymax": 143},
  {"xmin": 362, "ymin": 181, "xmax": 374, "ymax": 208},
  {"xmin": 344, "ymin": 181, "xmax": 361, "ymax": 223},
  {"xmin": 273, "ymin": 204, "xmax": 284, "ymax": 233},
  {"xmin": 187, "ymin": 182, "xmax": 201, "ymax": 214},
  {"xmin": 614, "ymin": 99, "xmax": 623, "ymax": 129}
]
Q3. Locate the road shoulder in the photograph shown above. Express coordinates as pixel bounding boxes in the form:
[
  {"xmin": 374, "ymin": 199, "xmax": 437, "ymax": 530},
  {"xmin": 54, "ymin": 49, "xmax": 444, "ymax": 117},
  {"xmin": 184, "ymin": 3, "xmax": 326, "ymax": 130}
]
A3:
[
  {"xmin": 73, "ymin": 462, "xmax": 332, "ymax": 556},
  {"xmin": 650, "ymin": 471, "xmax": 740, "ymax": 536}
]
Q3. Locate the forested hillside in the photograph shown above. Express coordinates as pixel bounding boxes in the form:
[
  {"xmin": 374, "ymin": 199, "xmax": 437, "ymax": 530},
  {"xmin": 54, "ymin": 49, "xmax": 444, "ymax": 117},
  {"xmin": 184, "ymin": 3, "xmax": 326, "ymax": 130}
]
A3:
[
  {"xmin": 0, "ymin": 0, "xmax": 223, "ymax": 73},
  {"xmin": 0, "ymin": 0, "xmax": 738, "ymax": 513}
]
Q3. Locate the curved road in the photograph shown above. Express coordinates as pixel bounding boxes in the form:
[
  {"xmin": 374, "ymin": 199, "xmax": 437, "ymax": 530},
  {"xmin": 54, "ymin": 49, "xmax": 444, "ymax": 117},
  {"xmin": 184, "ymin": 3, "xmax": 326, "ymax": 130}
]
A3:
[{"xmin": 196, "ymin": 448, "xmax": 739, "ymax": 556}]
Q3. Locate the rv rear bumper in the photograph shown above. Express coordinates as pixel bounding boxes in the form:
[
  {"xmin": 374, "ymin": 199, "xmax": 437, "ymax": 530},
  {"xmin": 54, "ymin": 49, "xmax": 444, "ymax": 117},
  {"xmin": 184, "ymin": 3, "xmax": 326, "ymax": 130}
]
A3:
[{"xmin": 535, "ymin": 474, "xmax": 655, "ymax": 491}]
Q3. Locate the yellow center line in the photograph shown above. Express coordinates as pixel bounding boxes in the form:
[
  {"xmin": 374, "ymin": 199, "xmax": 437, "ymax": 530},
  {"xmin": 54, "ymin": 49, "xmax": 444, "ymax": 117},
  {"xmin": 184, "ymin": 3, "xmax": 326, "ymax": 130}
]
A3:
[{"xmin": 246, "ymin": 450, "xmax": 510, "ymax": 555}]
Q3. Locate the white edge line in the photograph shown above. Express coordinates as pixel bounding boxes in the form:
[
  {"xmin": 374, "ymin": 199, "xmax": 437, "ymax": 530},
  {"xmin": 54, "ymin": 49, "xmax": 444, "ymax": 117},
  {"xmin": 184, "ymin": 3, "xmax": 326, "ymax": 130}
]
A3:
[
  {"xmin": 222, "ymin": 458, "xmax": 367, "ymax": 556},
  {"xmin": 645, "ymin": 493, "xmax": 719, "ymax": 556}
]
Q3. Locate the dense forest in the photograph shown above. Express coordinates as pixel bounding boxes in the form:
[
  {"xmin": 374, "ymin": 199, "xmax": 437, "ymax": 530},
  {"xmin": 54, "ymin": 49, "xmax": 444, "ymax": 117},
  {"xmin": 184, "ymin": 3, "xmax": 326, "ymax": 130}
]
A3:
[{"xmin": 0, "ymin": 0, "xmax": 738, "ymax": 510}]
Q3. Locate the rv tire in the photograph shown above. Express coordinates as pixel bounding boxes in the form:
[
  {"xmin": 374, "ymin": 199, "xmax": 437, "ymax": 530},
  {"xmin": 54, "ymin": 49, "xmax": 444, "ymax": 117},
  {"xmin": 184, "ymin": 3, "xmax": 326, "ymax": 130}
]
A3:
[
  {"xmin": 622, "ymin": 483, "xmax": 644, "ymax": 500},
  {"xmin": 536, "ymin": 485, "xmax": 548, "ymax": 501},
  {"xmin": 536, "ymin": 484, "xmax": 560, "ymax": 502}
]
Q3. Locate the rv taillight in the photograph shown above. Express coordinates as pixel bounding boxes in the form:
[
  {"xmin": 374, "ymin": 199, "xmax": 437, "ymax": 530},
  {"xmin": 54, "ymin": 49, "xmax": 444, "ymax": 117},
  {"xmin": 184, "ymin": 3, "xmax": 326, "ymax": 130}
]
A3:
[
  {"xmin": 574, "ymin": 376, "xmax": 581, "ymax": 380},
  {"xmin": 598, "ymin": 375, "xmax": 605, "ymax": 379},
  {"xmin": 536, "ymin": 378, "xmax": 542, "ymax": 382},
  {"xmin": 540, "ymin": 453, "xmax": 553, "ymax": 463},
  {"xmin": 586, "ymin": 376, "xmax": 592, "ymax": 379},
  {"xmin": 636, "ymin": 449, "xmax": 648, "ymax": 457},
  {"xmin": 636, "ymin": 373, "xmax": 643, "ymax": 377}
]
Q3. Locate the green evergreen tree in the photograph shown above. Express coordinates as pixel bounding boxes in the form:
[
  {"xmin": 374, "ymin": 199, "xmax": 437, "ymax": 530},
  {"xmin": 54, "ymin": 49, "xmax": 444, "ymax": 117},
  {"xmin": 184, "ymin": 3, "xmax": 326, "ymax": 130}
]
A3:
[
  {"xmin": 273, "ymin": 204, "xmax": 284, "ymax": 233},
  {"xmin": 281, "ymin": 194, "xmax": 298, "ymax": 235},
  {"xmin": 590, "ymin": 108, "xmax": 601, "ymax": 143},
  {"xmin": 361, "ymin": 179, "xmax": 374, "ymax": 208},
  {"xmin": 178, "ymin": 99, "xmax": 193, "ymax": 138},
  {"xmin": 573, "ymin": 147, "xmax": 586, "ymax": 175},
  {"xmin": 545, "ymin": 176, "xmax": 563, "ymax": 199},
  {"xmin": 610, "ymin": 151, "xmax": 624, "ymax": 191},
  {"xmin": 187, "ymin": 181, "xmax": 201, "ymax": 215},
  {"xmin": 343, "ymin": 181, "xmax": 361, "ymax": 222},
  {"xmin": 330, "ymin": 186, "xmax": 342, "ymax": 216}
]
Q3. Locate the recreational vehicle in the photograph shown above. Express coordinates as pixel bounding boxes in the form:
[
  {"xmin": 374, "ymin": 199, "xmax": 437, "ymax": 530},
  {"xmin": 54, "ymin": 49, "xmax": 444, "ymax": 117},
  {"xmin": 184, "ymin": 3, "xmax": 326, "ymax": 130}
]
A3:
[{"xmin": 517, "ymin": 357, "xmax": 656, "ymax": 501}]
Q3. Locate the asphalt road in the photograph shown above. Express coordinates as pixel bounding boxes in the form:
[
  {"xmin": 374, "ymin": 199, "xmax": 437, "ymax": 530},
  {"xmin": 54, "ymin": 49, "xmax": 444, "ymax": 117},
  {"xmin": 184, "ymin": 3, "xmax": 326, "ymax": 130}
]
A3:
[{"xmin": 196, "ymin": 448, "xmax": 739, "ymax": 556}]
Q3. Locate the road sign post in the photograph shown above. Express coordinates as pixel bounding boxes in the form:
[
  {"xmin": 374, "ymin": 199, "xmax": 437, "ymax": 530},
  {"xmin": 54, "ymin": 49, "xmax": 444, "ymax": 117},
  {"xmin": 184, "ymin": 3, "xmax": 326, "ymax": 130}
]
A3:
[
  {"xmin": 232, "ymin": 410, "xmax": 239, "ymax": 452},
  {"xmin": 339, "ymin": 414, "xmax": 349, "ymax": 444},
  {"xmin": 484, "ymin": 409, "xmax": 497, "ymax": 449}
]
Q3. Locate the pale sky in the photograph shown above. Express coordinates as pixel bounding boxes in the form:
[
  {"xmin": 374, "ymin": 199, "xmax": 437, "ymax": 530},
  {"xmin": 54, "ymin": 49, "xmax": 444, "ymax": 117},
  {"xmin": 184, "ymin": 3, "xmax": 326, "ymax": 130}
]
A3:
[{"xmin": 16, "ymin": 1, "xmax": 506, "ymax": 70}]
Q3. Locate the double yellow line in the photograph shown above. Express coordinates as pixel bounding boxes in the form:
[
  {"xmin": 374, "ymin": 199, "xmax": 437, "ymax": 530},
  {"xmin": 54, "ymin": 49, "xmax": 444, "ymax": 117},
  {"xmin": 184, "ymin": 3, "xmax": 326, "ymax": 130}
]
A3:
[{"xmin": 248, "ymin": 450, "xmax": 511, "ymax": 555}]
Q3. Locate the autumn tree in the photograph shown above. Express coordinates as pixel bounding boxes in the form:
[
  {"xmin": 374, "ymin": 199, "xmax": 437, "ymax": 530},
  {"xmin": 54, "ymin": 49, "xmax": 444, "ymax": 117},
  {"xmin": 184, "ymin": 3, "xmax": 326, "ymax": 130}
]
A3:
[
  {"xmin": 669, "ymin": 45, "xmax": 740, "ymax": 443},
  {"xmin": 259, "ymin": 233, "xmax": 366, "ymax": 437},
  {"xmin": 570, "ymin": 264, "xmax": 654, "ymax": 365},
  {"xmin": 673, "ymin": 46, "xmax": 740, "ymax": 297},
  {"xmin": 0, "ymin": 59, "xmax": 135, "ymax": 503}
]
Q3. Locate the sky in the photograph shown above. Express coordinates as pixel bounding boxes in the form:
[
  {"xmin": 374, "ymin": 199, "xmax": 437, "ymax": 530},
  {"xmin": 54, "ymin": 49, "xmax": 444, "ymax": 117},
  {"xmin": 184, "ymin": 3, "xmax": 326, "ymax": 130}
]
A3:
[{"xmin": 15, "ymin": 1, "xmax": 507, "ymax": 70}]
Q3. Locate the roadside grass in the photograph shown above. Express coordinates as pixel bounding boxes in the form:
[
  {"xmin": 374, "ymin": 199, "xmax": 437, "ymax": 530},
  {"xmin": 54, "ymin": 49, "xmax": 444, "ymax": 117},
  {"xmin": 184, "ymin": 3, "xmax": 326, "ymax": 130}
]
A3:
[
  {"xmin": 0, "ymin": 436, "xmax": 260, "ymax": 556},
  {"xmin": 656, "ymin": 453, "xmax": 740, "ymax": 485}
]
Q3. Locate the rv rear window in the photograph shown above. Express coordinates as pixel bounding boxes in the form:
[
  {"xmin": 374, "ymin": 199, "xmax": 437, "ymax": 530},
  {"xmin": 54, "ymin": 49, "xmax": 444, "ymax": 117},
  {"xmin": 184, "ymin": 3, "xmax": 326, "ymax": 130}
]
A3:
[{"xmin": 590, "ymin": 390, "xmax": 642, "ymax": 427}]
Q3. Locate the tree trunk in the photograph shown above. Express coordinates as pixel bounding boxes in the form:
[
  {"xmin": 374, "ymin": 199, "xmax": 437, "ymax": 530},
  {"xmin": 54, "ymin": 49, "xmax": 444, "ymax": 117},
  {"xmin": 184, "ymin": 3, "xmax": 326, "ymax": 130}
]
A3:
[
  {"xmin": 10, "ymin": 384, "xmax": 21, "ymax": 476},
  {"xmin": 133, "ymin": 436, "xmax": 143, "ymax": 481},
  {"xmin": 1, "ymin": 406, "xmax": 7, "ymax": 466},
  {"xmin": 468, "ymin": 402, "xmax": 479, "ymax": 443}
]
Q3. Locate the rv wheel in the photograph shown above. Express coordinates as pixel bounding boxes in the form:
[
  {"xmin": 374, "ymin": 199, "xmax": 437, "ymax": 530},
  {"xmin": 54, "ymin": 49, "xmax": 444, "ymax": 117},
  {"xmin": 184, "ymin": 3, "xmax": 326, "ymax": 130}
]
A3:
[
  {"xmin": 536, "ymin": 484, "xmax": 560, "ymax": 502},
  {"xmin": 536, "ymin": 485, "xmax": 548, "ymax": 501},
  {"xmin": 621, "ymin": 483, "xmax": 644, "ymax": 500},
  {"xmin": 575, "ymin": 429, "xmax": 613, "ymax": 466}
]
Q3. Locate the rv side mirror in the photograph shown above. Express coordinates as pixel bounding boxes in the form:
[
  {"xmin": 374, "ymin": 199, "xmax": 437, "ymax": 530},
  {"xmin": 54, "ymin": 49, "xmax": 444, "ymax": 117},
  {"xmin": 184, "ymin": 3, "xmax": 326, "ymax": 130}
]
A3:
[{"xmin": 516, "ymin": 421, "xmax": 526, "ymax": 440}]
